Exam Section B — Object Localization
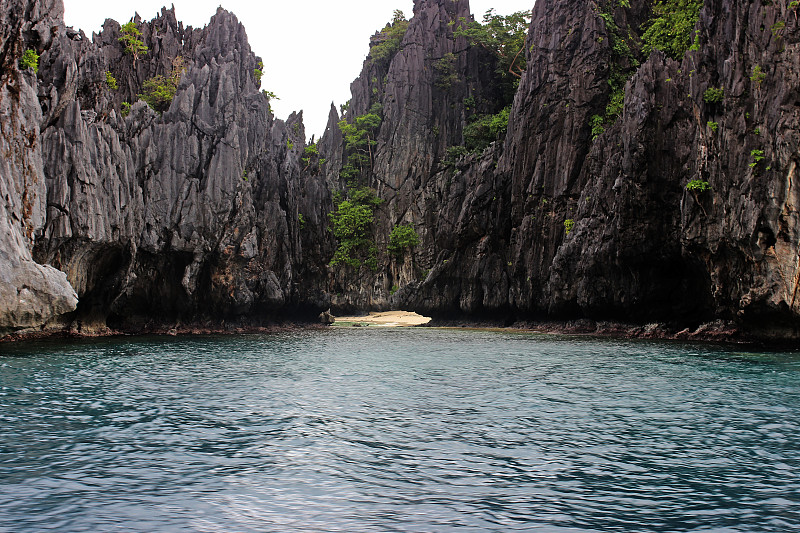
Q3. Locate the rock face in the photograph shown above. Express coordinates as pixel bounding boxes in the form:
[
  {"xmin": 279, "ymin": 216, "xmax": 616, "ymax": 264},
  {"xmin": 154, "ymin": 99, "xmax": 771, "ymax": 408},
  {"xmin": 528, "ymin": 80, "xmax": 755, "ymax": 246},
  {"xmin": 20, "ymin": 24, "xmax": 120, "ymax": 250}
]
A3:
[
  {"xmin": 505, "ymin": 0, "xmax": 800, "ymax": 339},
  {"xmin": 319, "ymin": 0, "xmax": 505, "ymax": 313},
  {"xmin": 4, "ymin": 0, "xmax": 800, "ymax": 340},
  {"xmin": 0, "ymin": 0, "xmax": 78, "ymax": 335},
  {"xmin": 1, "ymin": 0, "xmax": 331, "ymax": 334},
  {"xmin": 319, "ymin": 0, "xmax": 800, "ymax": 339}
]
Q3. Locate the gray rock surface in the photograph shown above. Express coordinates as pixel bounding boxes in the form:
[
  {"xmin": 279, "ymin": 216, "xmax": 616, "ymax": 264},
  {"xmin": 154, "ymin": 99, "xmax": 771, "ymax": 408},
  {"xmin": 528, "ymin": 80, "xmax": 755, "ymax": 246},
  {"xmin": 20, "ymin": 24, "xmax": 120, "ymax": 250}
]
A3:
[
  {"xmin": 320, "ymin": 0, "xmax": 800, "ymax": 339},
  {"xmin": 4, "ymin": 0, "xmax": 800, "ymax": 340},
  {"xmin": 0, "ymin": 0, "xmax": 78, "ymax": 335},
  {"xmin": 1, "ymin": 0, "xmax": 331, "ymax": 334}
]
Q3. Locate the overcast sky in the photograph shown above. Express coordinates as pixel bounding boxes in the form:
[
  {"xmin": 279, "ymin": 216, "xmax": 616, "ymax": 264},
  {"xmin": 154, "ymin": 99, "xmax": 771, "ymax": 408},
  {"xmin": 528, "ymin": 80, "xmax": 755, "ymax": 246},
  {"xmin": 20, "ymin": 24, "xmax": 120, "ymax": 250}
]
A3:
[{"xmin": 62, "ymin": 0, "xmax": 535, "ymax": 139}]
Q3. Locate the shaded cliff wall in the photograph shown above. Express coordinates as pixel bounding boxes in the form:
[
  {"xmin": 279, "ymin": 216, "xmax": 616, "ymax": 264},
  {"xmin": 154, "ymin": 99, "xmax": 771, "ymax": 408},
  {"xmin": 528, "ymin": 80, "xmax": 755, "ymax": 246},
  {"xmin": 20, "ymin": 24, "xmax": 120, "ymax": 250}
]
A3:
[
  {"xmin": 323, "ymin": 0, "xmax": 800, "ymax": 338},
  {"xmin": 518, "ymin": 0, "xmax": 800, "ymax": 337},
  {"xmin": 318, "ymin": 0, "xmax": 505, "ymax": 313},
  {"xmin": 1, "ymin": 0, "xmax": 332, "ymax": 335}
]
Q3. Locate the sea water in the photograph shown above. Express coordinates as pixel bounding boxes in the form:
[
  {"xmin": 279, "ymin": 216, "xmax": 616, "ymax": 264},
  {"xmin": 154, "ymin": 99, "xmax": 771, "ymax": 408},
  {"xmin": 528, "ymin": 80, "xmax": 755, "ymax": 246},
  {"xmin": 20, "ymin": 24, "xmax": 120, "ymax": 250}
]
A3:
[{"xmin": 1, "ymin": 328, "xmax": 799, "ymax": 532}]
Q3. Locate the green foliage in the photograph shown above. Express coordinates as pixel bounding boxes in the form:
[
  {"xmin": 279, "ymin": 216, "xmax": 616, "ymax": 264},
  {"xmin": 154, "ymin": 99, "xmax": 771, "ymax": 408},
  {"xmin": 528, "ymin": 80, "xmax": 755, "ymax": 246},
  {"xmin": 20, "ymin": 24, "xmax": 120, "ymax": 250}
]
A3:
[
  {"xmin": 605, "ymin": 87, "xmax": 625, "ymax": 119},
  {"xmin": 563, "ymin": 219, "xmax": 575, "ymax": 235},
  {"xmin": 641, "ymin": 0, "xmax": 703, "ymax": 60},
  {"xmin": 771, "ymin": 20, "xmax": 786, "ymax": 37},
  {"xmin": 703, "ymin": 87, "xmax": 725, "ymax": 104},
  {"xmin": 369, "ymin": 10, "xmax": 409, "ymax": 66},
  {"xmin": 262, "ymin": 89, "xmax": 279, "ymax": 100},
  {"xmin": 463, "ymin": 106, "xmax": 510, "ymax": 153},
  {"xmin": 434, "ymin": 53, "xmax": 459, "ymax": 90},
  {"xmin": 19, "ymin": 49, "xmax": 39, "ymax": 73},
  {"xmin": 298, "ymin": 213, "xmax": 306, "ymax": 229},
  {"xmin": 443, "ymin": 145, "xmax": 468, "ymax": 166},
  {"xmin": 139, "ymin": 56, "xmax": 184, "ymax": 113},
  {"xmin": 707, "ymin": 121, "xmax": 719, "ymax": 133},
  {"xmin": 140, "ymin": 77, "xmax": 175, "ymax": 112},
  {"xmin": 120, "ymin": 101, "xmax": 131, "ymax": 117},
  {"xmin": 390, "ymin": 285, "xmax": 399, "ymax": 296},
  {"xmin": 368, "ymin": 102, "xmax": 383, "ymax": 115},
  {"xmin": 301, "ymin": 142, "xmax": 319, "ymax": 168},
  {"xmin": 387, "ymin": 224, "xmax": 420, "ymax": 256},
  {"xmin": 105, "ymin": 71, "xmax": 118, "ymax": 90},
  {"xmin": 119, "ymin": 21, "xmax": 148, "ymax": 60},
  {"xmin": 750, "ymin": 64, "xmax": 766, "ymax": 85},
  {"xmin": 356, "ymin": 113, "xmax": 382, "ymax": 131},
  {"xmin": 329, "ymin": 187, "xmax": 383, "ymax": 269},
  {"xmin": 591, "ymin": 114, "xmax": 605, "ymax": 140},
  {"xmin": 338, "ymin": 112, "xmax": 382, "ymax": 185},
  {"xmin": 454, "ymin": 9, "xmax": 531, "ymax": 103},
  {"xmin": 685, "ymin": 179, "xmax": 710, "ymax": 192},
  {"xmin": 591, "ymin": 3, "xmax": 642, "ymax": 134},
  {"xmin": 286, "ymin": 139, "xmax": 294, "ymax": 150},
  {"xmin": 254, "ymin": 61, "xmax": 263, "ymax": 87},
  {"xmin": 750, "ymin": 149, "xmax": 765, "ymax": 168}
]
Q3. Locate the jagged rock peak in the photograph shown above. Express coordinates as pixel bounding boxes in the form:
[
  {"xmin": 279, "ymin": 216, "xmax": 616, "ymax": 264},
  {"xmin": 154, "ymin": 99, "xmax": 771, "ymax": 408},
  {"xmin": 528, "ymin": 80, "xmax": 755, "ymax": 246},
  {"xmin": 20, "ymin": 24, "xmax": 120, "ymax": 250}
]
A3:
[{"xmin": 413, "ymin": 0, "xmax": 471, "ymax": 17}]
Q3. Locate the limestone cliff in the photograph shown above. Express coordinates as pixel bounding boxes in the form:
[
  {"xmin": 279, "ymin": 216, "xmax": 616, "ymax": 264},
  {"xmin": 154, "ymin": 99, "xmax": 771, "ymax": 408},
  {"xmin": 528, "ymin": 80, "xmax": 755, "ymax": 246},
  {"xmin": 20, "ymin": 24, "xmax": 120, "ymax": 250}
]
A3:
[
  {"xmin": 4, "ymin": 0, "xmax": 800, "ymax": 340},
  {"xmin": 0, "ymin": 0, "xmax": 78, "ymax": 335},
  {"xmin": 321, "ymin": 0, "xmax": 800, "ymax": 339},
  {"xmin": 0, "ymin": 0, "xmax": 331, "ymax": 335}
]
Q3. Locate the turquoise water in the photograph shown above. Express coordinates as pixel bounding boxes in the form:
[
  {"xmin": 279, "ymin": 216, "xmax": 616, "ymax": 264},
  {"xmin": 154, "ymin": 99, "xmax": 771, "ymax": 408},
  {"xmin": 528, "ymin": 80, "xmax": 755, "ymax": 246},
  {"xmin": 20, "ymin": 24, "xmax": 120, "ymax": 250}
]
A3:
[{"xmin": 1, "ymin": 329, "xmax": 799, "ymax": 532}]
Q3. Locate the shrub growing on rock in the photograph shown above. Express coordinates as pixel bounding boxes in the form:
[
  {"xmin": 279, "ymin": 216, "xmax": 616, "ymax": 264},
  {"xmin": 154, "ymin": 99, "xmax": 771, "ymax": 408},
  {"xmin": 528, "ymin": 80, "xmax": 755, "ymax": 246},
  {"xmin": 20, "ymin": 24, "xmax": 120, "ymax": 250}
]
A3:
[
  {"xmin": 388, "ymin": 224, "xmax": 420, "ymax": 256},
  {"xmin": 19, "ymin": 49, "xmax": 39, "ymax": 72}
]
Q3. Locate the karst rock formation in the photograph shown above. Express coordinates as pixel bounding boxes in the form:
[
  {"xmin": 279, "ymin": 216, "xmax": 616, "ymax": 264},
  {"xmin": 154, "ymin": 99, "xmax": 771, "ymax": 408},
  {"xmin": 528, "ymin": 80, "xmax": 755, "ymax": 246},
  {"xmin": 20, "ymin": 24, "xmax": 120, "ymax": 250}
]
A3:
[{"xmin": 2, "ymin": 0, "xmax": 800, "ymax": 340}]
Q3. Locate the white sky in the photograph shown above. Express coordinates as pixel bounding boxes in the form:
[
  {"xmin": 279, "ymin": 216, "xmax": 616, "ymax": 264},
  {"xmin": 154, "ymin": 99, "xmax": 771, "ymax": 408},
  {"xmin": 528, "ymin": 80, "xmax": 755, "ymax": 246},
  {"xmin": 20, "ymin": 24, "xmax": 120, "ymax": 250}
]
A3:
[{"xmin": 62, "ymin": 0, "xmax": 535, "ymax": 139}]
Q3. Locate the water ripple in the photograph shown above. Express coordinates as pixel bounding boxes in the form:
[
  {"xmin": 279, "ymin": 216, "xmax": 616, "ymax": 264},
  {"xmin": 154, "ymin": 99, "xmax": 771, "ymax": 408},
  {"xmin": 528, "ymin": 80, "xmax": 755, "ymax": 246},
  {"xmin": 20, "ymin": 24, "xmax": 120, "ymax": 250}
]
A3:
[{"xmin": 1, "ymin": 330, "xmax": 799, "ymax": 532}]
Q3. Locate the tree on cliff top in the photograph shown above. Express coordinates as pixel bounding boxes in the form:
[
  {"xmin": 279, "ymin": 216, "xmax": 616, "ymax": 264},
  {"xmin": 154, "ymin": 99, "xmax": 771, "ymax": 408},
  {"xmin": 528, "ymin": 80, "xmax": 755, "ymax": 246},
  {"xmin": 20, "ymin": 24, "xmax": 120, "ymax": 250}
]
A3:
[
  {"xmin": 453, "ymin": 9, "xmax": 531, "ymax": 80},
  {"xmin": 369, "ymin": 10, "xmax": 410, "ymax": 66},
  {"xmin": 119, "ymin": 21, "xmax": 148, "ymax": 63}
]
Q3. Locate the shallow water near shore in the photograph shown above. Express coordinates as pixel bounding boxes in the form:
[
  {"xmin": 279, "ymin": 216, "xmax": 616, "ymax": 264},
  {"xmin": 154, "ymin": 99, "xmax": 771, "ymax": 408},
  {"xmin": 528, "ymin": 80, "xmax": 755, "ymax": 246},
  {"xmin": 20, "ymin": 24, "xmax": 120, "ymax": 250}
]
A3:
[{"xmin": 1, "ymin": 328, "xmax": 799, "ymax": 532}]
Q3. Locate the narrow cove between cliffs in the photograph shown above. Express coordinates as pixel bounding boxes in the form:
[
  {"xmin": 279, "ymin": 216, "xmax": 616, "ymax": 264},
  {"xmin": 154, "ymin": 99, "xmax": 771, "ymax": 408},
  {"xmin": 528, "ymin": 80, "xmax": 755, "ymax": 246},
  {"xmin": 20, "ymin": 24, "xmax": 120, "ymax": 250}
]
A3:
[{"xmin": 1, "ymin": 328, "xmax": 799, "ymax": 532}]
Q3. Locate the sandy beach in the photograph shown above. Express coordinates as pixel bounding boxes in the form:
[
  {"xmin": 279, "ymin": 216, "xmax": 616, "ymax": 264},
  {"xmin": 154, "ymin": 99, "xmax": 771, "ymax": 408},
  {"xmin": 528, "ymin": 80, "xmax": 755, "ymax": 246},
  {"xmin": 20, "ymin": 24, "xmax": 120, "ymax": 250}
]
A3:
[{"xmin": 332, "ymin": 311, "xmax": 432, "ymax": 327}]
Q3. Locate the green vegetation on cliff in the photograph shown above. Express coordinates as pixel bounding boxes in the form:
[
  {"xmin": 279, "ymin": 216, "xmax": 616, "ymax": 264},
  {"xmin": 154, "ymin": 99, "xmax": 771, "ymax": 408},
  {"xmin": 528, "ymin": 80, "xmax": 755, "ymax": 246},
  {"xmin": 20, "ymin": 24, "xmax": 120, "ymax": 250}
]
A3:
[
  {"xmin": 370, "ymin": 10, "xmax": 409, "ymax": 66},
  {"xmin": 19, "ymin": 49, "xmax": 39, "ymax": 72},
  {"xmin": 105, "ymin": 71, "xmax": 118, "ymax": 90},
  {"xmin": 339, "ymin": 111, "xmax": 382, "ymax": 185},
  {"xmin": 119, "ymin": 21, "xmax": 148, "ymax": 61},
  {"xmin": 329, "ymin": 187, "xmax": 383, "ymax": 270},
  {"xmin": 589, "ymin": 0, "xmax": 644, "ymax": 139},
  {"xmin": 453, "ymin": 9, "xmax": 531, "ymax": 84},
  {"xmin": 441, "ymin": 9, "xmax": 530, "ymax": 155},
  {"xmin": 641, "ymin": 0, "xmax": 703, "ymax": 60},
  {"xmin": 463, "ymin": 105, "xmax": 511, "ymax": 153},
  {"xmin": 388, "ymin": 224, "xmax": 420, "ymax": 257},
  {"xmin": 139, "ymin": 57, "xmax": 185, "ymax": 113},
  {"xmin": 254, "ymin": 60, "xmax": 263, "ymax": 87}
]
